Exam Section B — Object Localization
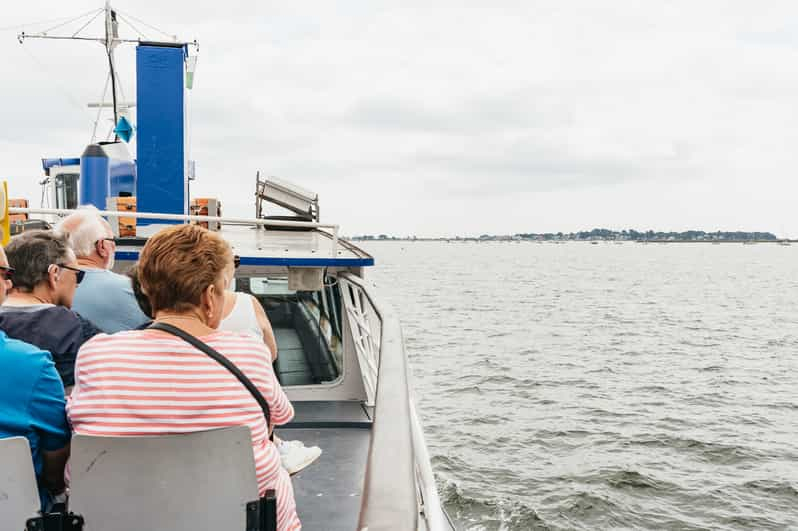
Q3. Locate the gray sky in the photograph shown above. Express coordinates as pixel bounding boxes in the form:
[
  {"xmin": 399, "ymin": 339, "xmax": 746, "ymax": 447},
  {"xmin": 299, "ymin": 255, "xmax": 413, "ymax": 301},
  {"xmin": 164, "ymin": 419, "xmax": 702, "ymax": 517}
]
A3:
[{"xmin": 2, "ymin": 1, "xmax": 798, "ymax": 237}]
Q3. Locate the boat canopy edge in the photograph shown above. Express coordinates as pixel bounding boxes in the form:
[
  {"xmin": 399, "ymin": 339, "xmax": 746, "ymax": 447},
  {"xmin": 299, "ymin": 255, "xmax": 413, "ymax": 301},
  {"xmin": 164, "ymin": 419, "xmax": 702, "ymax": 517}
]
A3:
[{"xmin": 115, "ymin": 251, "xmax": 374, "ymax": 267}]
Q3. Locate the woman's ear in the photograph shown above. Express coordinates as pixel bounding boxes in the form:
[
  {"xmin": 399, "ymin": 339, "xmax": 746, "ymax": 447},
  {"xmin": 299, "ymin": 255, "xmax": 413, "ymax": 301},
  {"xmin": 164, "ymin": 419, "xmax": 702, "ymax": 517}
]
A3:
[
  {"xmin": 200, "ymin": 283, "xmax": 212, "ymax": 308},
  {"xmin": 202, "ymin": 283, "xmax": 218, "ymax": 320}
]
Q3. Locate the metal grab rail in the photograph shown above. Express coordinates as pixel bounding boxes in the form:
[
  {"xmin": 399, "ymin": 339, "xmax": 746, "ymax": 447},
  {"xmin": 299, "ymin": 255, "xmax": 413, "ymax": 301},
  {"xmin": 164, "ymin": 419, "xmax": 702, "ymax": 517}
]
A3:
[
  {"xmin": 341, "ymin": 274, "xmax": 448, "ymax": 531},
  {"xmin": 409, "ymin": 398, "xmax": 450, "ymax": 530},
  {"xmin": 339, "ymin": 277, "xmax": 381, "ymax": 407},
  {"xmin": 9, "ymin": 206, "xmax": 340, "ymax": 257}
]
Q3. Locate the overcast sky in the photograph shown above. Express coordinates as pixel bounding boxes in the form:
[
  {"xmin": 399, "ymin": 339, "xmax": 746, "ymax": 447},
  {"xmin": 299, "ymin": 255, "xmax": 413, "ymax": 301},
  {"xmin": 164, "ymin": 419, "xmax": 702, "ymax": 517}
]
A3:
[{"xmin": 2, "ymin": 1, "xmax": 798, "ymax": 237}]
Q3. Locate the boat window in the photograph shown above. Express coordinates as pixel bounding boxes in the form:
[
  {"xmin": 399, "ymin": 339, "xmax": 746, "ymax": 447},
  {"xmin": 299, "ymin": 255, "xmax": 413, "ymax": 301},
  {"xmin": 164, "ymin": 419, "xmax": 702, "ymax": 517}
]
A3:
[
  {"xmin": 242, "ymin": 275, "xmax": 343, "ymax": 387},
  {"xmin": 249, "ymin": 277, "xmax": 295, "ymax": 296},
  {"xmin": 54, "ymin": 173, "xmax": 79, "ymax": 209}
]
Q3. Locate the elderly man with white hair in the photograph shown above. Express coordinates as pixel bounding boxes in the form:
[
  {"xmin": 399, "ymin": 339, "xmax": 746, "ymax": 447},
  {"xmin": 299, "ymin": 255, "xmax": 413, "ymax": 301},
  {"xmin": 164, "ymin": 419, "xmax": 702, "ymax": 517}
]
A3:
[{"xmin": 56, "ymin": 207, "xmax": 148, "ymax": 333}]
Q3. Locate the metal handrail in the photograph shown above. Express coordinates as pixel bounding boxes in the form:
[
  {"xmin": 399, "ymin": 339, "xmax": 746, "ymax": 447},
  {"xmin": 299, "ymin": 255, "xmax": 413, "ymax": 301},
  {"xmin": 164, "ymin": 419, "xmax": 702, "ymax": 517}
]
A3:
[
  {"xmin": 339, "ymin": 277, "xmax": 379, "ymax": 406},
  {"xmin": 341, "ymin": 274, "xmax": 416, "ymax": 530},
  {"xmin": 341, "ymin": 274, "xmax": 448, "ymax": 530},
  {"xmin": 360, "ymin": 322, "xmax": 417, "ymax": 529},
  {"xmin": 409, "ymin": 398, "xmax": 449, "ymax": 530},
  {"xmin": 9, "ymin": 206, "xmax": 340, "ymax": 256}
]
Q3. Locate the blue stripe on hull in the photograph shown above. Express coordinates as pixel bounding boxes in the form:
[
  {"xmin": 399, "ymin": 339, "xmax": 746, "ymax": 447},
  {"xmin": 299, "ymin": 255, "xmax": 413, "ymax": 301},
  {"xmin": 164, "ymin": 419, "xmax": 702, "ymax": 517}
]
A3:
[{"xmin": 116, "ymin": 251, "xmax": 374, "ymax": 267}]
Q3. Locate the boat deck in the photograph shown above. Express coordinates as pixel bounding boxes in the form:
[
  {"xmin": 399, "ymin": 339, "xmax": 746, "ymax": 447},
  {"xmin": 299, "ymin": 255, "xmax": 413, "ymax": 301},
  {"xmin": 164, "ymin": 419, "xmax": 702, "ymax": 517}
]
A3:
[
  {"xmin": 115, "ymin": 226, "xmax": 374, "ymax": 268},
  {"xmin": 276, "ymin": 401, "xmax": 372, "ymax": 531}
]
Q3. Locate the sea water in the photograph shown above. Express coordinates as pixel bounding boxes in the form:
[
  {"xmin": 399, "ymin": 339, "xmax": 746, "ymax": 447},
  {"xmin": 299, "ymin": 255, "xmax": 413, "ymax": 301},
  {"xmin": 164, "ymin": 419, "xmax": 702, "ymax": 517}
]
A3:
[{"xmin": 362, "ymin": 241, "xmax": 798, "ymax": 530}]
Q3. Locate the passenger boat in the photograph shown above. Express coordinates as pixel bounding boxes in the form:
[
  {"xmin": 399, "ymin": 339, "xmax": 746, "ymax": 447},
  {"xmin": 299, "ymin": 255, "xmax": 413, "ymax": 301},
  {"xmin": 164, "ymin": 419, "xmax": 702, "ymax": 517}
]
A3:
[{"xmin": 1, "ymin": 4, "xmax": 453, "ymax": 530}]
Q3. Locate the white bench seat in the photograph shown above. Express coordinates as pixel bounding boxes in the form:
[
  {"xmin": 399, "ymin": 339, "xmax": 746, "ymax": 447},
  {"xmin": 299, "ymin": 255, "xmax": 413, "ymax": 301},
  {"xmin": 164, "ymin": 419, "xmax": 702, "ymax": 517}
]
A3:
[{"xmin": 69, "ymin": 426, "xmax": 267, "ymax": 531}]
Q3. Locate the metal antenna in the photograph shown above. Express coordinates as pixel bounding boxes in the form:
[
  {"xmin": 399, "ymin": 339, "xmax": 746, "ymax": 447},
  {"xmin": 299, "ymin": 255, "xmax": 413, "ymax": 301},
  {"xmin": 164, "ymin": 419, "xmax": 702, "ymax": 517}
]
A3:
[
  {"xmin": 18, "ymin": 3, "xmax": 198, "ymax": 141},
  {"xmin": 105, "ymin": 1, "xmax": 120, "ymax": 134}
]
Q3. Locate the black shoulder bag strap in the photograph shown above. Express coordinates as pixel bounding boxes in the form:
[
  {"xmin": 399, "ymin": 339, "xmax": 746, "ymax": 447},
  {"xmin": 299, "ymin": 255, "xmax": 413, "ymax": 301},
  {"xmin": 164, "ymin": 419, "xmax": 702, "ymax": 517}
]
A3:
[{"xmin": 148, "ymin": 322, "xmax": 271, "ymax": 428}]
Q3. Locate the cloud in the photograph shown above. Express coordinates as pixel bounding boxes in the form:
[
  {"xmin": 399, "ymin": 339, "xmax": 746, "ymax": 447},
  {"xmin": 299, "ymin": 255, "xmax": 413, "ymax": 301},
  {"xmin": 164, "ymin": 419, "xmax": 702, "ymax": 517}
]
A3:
[{"xmin": 2, "ymin": 1, "xmax": 798, "ymax": 236}]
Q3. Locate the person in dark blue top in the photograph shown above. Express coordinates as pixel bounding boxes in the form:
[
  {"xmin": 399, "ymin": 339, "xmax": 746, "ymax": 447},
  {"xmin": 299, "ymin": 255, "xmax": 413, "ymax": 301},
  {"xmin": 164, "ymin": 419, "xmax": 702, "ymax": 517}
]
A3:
[
  {"xmin": 0, "ymin": 245, "xmax": 70, "ymax": 510},
  {"xmin": 0, "ymin": 230, "xmax": 100, "ymax": 388}
]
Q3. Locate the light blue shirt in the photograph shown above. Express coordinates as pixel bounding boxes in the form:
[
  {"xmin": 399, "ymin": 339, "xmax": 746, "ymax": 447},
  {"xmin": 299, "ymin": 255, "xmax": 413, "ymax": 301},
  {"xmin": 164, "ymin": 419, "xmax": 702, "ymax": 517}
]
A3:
[{"xmin": 72, "ymin": 269, "xmax": 149, "ymax": 333}]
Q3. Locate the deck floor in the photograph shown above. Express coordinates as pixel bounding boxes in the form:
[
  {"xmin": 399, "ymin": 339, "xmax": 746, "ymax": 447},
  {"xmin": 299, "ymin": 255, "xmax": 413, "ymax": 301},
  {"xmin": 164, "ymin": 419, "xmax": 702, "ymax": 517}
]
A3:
[
  {"xmin": 276, "ymin": 402, "xmax": 372, "ymax": 531},
  {"xmin": 278, "ymin": 427, "xmax": 370, "ymax": 531}
]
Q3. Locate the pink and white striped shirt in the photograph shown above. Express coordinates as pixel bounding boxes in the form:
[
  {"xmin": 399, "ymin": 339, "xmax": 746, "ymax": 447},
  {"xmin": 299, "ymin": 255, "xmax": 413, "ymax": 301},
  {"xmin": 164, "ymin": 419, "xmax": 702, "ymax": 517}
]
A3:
[{"xmin": 67, "ymin": 329, "xmax": 301, "ymax": 531}]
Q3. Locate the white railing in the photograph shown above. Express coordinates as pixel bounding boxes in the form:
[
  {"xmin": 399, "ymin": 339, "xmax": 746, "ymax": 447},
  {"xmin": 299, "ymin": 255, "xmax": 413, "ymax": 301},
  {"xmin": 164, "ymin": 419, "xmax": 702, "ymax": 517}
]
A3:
[
  {"xmin": 9, "ymin": 206, "xmax": 340, "ymax": 257},
  {"xmin": 340, "ymin": 274, "xmax": 450, "ymax": 531},
  {"xmin": 410, "ymin": 398, "xmax": 450, "ymax": 531},
  {"xmin": 339, "ymin": 277, "xmax": 381, "ymax": 407}
]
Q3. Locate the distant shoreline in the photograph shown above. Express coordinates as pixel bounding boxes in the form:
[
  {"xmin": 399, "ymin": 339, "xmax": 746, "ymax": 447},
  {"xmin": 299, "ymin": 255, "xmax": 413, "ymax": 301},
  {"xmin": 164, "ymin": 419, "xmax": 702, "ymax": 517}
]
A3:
[
  {"xmin": 349, "ymin": 229, "xmax": 786, "ymax": 243},
  {"xmin": 349, "ymin": 237, "xmax": 795, "ymax": 244}
]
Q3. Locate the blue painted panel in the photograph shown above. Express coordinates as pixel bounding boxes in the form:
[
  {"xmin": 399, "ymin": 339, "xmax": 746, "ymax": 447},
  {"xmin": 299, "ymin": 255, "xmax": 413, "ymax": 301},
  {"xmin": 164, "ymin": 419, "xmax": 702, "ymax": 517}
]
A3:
[
  {"xmin": 237, "ymin": 256, "xmax": 375, "ymax": 267},
  {"xmin": 79, "ymin": 156, "xmax": 109, "ymax": 208},
  {"xmin": 109, "ymin": 159, "xmax": 136, "ymax": 197},
  {"xmin": 115, "ymin": 251, "xmax": 374, "ymax": 268},
  {"xmin": 136, "ymin": 44, "xmax": 185, "ymax": 224}
]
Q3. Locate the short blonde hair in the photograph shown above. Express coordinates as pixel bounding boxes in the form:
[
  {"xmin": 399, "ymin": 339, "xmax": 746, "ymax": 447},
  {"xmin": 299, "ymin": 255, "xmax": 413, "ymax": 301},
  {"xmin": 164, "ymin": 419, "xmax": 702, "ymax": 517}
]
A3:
[{"xmin": 138, "ymin": 224, "xmax": 232, "ymax": 314}]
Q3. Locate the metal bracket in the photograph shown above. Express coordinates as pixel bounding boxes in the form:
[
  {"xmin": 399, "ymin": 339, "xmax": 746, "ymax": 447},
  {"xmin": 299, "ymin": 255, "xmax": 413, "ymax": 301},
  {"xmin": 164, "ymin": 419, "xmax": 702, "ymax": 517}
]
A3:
[
  {"xmin": 26, "ymin": 512, "xmax": 84, "ymax": 531},
  {"xmin": 245, "ymin": 489, "xmax": 277, "ymax": 531}
]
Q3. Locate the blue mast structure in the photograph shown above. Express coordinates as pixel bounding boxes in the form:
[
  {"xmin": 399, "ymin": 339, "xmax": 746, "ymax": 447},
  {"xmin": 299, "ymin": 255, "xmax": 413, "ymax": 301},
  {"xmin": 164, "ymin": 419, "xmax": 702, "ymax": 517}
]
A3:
[
  {"xmin": 136, "ymin": 43, "xmax": 188, "ymax": 223},
  {"xmin": 18, "ymin": 3, "xmax": 198, "ymax": 216}
]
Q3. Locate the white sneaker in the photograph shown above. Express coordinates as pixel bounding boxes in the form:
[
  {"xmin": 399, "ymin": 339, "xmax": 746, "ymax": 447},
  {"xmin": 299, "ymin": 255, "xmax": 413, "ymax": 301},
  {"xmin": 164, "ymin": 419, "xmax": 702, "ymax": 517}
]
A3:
[
  {"xmin": 278, "ymin": 440, "xmax": 305, "ymax": 453},
  {"xmin": 280, "ymin": 441, "xmax": 322, "ymax": 475}
]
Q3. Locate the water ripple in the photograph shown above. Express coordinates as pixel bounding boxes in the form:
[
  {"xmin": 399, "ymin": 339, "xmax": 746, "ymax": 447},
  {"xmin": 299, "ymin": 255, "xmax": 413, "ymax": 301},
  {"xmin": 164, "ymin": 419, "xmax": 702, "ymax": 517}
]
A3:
[{"xmin": 365, "ymin": 242, "xmax": 798, "ymax": 530}]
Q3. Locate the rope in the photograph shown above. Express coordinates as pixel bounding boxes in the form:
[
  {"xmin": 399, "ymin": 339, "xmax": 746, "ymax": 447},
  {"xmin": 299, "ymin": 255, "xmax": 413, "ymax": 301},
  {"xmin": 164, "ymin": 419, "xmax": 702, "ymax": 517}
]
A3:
[
  {"xmin": 20, "ymin": 45, "xmax": 95, "ymax": 128},
  {"xmin": 71, "ymin": 8, "xmax": 104, "ymax": 38},
  {"xmin": 106, "ymin": 49, "xmax": 119, "ymax": 140},
  {"xmin": 91, "ymin": 72, "xmax": 111, "ymax": 143},
  {"xmin": 114, "ymin": 63, "xmax": 127, "ymax": 106},
  {"xmin": 115, "ymin": 9, "xmax": 175, "ymax": 40},
  {"xmin": 116, "ymin": 12, "xmax": 148, "ymax": 40},
  {"xmin": 0, "ymin": 8, "xmax": 100, "ymax": 32},
  {"xmin": 40, "ymin": 8, "xmax": 103, "ymax": 36},
  {"xmin": 118, "ymin": 80, "xmax": 127, "ymax": 109}
]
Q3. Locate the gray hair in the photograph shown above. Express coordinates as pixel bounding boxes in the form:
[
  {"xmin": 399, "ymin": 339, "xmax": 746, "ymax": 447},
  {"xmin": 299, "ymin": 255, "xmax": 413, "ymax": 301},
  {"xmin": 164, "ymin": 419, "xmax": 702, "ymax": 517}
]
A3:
[
  {"xmin": 5, "ymin": 230, "xmax": 75, "ymax": 291},
  {"xmin": 55, "ymin": 206, "xmax": 111, "ymax": 258}
]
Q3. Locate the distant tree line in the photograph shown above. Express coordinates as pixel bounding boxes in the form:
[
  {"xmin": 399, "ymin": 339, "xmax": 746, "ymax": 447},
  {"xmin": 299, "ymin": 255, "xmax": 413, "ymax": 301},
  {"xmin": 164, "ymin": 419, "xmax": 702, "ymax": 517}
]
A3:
[
  {"xmin": 514, "ymin": 229, "xmax": 777, "ymax": 241},
  {"xmin": 349, "ymin": 229, "xmax": 778, "ymax": 241},
  {"xmin": 350, "ymin": 234, "xmax": 418, "ymax": 241}
]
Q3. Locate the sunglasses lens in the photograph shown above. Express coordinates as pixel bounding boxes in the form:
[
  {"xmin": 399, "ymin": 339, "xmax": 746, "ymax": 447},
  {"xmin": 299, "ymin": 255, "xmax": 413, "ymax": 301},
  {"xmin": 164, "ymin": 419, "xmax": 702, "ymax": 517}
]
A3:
[
  {"xmin": 1, "ymin": 269, "xmax": 12, "ymax": 280},
  {"xmin": 76, "ymin": 271, "xmax": 85, "ymax": 284},
  {"xmin": 234, "ymin": 256, "xmax": 241, "ymax": 269}
]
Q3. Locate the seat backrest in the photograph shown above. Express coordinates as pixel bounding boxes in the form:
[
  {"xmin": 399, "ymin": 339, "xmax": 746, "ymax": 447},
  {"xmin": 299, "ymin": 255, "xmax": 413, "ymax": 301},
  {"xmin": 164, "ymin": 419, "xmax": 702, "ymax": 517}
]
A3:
[
  {"xmin": 69, "ymin": 426, "xmax": 259, "ymax": 531},
  {"xmin": 0, "ymin": 437, "xmax": 40, "ymax": 528}
]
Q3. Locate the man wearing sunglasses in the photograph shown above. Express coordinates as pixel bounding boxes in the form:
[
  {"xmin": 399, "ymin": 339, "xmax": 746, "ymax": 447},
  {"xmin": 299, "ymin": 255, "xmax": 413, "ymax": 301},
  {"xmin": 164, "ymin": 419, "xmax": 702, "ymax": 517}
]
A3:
[
  {"xmin": 0, "ymin": 245, "xmax": 71, "ymax": 511},
  {"xmin": 0, "ymin": 230, "xmax": 100, "ymax": 389},
  {"xmin": 56, "ymin": 207, "xmax": 149, "ymax": 333}
]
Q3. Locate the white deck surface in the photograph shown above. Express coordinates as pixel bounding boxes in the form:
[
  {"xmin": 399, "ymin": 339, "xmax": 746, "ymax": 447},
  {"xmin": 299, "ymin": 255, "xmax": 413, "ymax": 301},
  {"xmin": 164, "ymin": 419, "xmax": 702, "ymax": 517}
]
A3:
[{"xmin": 117, "ymin": 225, "xmax": 373, "ymax": 266}]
